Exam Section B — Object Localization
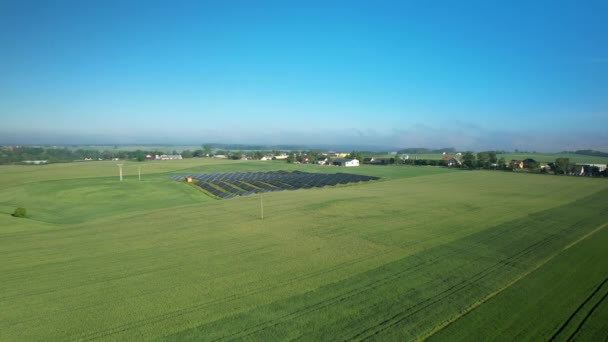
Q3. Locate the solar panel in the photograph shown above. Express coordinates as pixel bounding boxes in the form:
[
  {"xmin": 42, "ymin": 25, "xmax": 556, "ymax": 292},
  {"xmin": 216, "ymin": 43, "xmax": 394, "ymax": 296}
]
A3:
[{"xmin": 170, "ymin": 170, "xmax": 380, "ymax": 199}]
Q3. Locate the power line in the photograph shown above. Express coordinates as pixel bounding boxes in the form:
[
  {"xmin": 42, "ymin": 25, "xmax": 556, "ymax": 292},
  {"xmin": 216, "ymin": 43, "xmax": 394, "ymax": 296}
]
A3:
[{"xmin": 117, "ymin": 164, "xmax": 123, "ymax": 182}]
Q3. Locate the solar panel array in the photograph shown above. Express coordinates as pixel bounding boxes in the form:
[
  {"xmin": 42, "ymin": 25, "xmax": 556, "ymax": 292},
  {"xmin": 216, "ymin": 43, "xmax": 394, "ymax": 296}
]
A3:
[{"xmin": 170, "ymin": 171, "xmax": 380, "ymax": 199}]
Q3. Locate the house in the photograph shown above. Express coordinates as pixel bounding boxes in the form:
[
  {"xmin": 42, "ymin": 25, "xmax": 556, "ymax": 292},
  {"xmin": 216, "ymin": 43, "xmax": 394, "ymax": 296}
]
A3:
[
  {"xmin": 364, "ymin": 157, "xmax": 390, "ymax": 165},
  {"xmin": 274, "ymin": 153, "xmax": 289, "ymax": 160},
  {"xmin": 441, "ymin": 156, "xmax": 461, "ymax": 166},
  {"xmin": 332, "ymin": 158, "xmax": 360, "ymax": 167},
  {"xmin": 576, "ymin": 163, "xmax": 607, "ymax": 173},
  {"xmin": 325, "ymin": 151, "xmax": 348, "ymax": 158},
  {"xmin": 158, "ymin": 154, "xmax": 183, "ymax": 160},
  {"xmin": 260, "ymin": 156, "xmax": 272, "ymax": 161},
  {"xmin": 509, "ymin": 160, "xmax": 524, "ymax": 169},
  {"xmin": 522, "ymin": 158, "xmax": 537, "ymax": 168},
  {"xmin": 317, "ymin": 157, "xmax": 329, "ymax": 165}
]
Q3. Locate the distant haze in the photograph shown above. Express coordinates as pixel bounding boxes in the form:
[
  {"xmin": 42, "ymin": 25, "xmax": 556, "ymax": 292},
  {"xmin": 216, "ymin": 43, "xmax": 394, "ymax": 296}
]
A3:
[{"xmin": 1, "ymin": 1, "xmax": 607, "ymax": 152}]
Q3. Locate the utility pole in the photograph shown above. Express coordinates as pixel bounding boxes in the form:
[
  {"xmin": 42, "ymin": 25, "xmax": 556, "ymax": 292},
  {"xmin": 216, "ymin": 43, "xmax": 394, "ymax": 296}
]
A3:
[
  {"xmin": 117, "ymin": 164, "xmax": 123, "ymax": 181},
  {"xmin": 138, "ymin": 166, "xmax": 141, "ymax": 181}
]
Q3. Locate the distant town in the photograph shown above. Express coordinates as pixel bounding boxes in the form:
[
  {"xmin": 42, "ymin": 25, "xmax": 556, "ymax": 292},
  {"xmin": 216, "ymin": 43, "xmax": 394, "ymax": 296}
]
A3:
[{"xmin": 1, "ymin": 144, "xmax": 607, "ymax": 177}]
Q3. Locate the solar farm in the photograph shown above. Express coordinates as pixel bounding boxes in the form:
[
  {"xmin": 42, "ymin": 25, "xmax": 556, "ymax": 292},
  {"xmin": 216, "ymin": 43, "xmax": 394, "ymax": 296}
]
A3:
[
  {"xmin": 2, "ymin": 159, "xmax": 608, "ymax": 341},
  {"xmin": 169, "ymin": 171, "xmax": 380, "ymax": 198}
]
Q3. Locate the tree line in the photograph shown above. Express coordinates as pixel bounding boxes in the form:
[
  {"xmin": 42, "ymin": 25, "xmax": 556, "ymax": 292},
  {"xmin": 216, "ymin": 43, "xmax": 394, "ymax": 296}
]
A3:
[{"xmin": 0, "ymin": 146, "xmax": 204, "ymax": 164}]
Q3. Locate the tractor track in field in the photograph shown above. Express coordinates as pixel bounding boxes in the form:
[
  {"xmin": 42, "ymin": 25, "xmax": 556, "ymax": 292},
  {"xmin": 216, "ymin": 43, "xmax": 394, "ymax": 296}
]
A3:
[
  {"xmin": 210, "ymin": 216, "xmax": 537, "ymax": 341},
  {"xmin": 1, "ymin": 236, "xmax": 278, "ymax": 303},
  {"xmin": 565, "ymin": 284, "xmax": 608, "ymax": 341},
  {"xmin": 348, "ymin": 221, "xmax": 570, "ymax": 341},
  {"xmin": 421, "ymin": 221, "xmax": 608, "ymax": 342},
  {"xmin": 549, "ymin": 277, "xmax": 608, "ymax": 341},
  {"xmin": 60, "ymin": 215, "xmax": 600, "ymax": 340},
  {"xmin": 212, "ymin": 248, "xmax": 462, "ymax": 341},
  {"xmin": 211, "ymin": 217, "xmax": 577, "ymax": 341},
  {"xmin": 72, "ymin": 249, "xmax": 394, "ymax": 341},
  {"xmin": 1, "ymin": 241, "xmax": 283, "ymax": 329}
]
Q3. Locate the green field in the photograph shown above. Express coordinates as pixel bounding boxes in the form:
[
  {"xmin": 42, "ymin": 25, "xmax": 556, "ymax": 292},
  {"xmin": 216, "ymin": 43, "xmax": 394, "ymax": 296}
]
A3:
[{"xmin": 1, "ymin": 159, "xmax": 607, "ymax": 340}]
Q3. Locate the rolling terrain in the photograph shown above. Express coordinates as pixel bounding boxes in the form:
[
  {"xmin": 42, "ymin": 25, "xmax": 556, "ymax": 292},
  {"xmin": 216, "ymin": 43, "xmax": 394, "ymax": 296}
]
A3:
[{"xmin": 1, "ymin": 159, "xmax": 607, "ymax": 340}]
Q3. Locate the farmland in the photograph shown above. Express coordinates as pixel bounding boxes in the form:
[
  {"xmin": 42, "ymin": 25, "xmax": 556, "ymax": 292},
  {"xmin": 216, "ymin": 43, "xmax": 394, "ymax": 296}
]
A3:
[{"xmin": 1, "ymin": 159, "xmax": 607, "ymax": 341}]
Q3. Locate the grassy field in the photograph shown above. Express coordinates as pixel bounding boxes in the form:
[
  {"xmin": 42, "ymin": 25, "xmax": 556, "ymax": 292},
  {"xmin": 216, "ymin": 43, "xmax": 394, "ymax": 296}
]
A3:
[{"xmin": 1, "ymin": 159, "xmax": 607, "ymax": 340}]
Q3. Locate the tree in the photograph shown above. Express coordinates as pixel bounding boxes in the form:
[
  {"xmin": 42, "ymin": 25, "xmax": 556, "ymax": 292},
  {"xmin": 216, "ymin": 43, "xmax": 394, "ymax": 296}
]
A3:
[
  {"xmin": 12, "ymin": 207, "xmax": 26, "ymax": 218},
  {"xmin": 497, "ymin": 157, "xmax": 506, "ymax": 169},
  {"xmin": 252, "ymin": 151, "xmax": 264, "ymax": 160},
  {"xmin": 477, "ymin": 152, "xmax": 490, "ymax": 168},
  {"xmin": 527, "ymin": 160, "xmax": 539, "ymax": 171},
  {"xmin": 134, "ymin": 150, "xmax": 146, "ymax": 162},
  {"xmin": 554, "ymin": 158, "xmax": 570, "ymax": 175},
  {"xmin": 489, "ymin": 151, "xmax": 497, "ymax": 164},
  {"xmin": 462, "ymin": 152, "xmax": 476, "ymax": 169},
  {"xmin": 202, "ymin": 145, "xmax": 212, "ymax": 156}
]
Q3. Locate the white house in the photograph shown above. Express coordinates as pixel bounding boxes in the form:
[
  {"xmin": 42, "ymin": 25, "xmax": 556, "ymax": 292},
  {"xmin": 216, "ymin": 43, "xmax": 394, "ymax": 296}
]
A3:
[
  {"xmin": 576, "ymin": 163, "xmax": 607, "ymax": 173},
  {"xmin": 317, "ymin": 157, "xmax": 329, "ymax": 165},
  {"xmin": 157, "ymin": 154, "xmax": 183, "ymax": 160},
  {"xmin": 332, "ymin": 158, "xmax": 360, "ymax": 167}
]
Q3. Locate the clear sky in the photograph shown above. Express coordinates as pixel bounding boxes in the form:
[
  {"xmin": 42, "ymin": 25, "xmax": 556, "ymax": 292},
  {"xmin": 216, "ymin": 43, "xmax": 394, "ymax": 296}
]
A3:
[{"xmin": 1, "ymin": 0, "xmax": 607, "ymax": 151}]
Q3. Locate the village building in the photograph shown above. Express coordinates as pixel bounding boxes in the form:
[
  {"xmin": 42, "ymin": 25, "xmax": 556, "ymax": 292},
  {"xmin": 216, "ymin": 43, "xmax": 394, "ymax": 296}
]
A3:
[
  {"xmin": 317, "ymin": 157, "xmax": 329, "ymax": 165},
  {"xmin": 157, "ymin": 154, "xmax": 183, "ymax": 160},
  {"xmin": 441, "ymin": 156, "xmax": 461, "ymax": 166},
  {"xmin": 363, "ymin": 157, "xmax": 390, "ymax": 165},
  {"xmin": 332, "ymin": 158, "xmax": 360, "ymax": 167},
  {"xmin": 509, "ymin": 160, "xmax": 524, "ymax": 169}
]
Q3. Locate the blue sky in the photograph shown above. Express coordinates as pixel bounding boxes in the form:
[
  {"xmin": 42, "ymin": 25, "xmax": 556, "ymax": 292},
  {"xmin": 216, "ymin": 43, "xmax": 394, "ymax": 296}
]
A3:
[{"xmin": 1, "ymin": 0, "xmax": 607, "ymax": 151}]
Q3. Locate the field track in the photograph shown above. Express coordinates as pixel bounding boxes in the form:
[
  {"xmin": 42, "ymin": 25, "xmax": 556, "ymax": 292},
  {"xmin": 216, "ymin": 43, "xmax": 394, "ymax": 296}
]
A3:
[{"xmin": 423, "ymin": 222, "xmax": 608, "ymax": 341}]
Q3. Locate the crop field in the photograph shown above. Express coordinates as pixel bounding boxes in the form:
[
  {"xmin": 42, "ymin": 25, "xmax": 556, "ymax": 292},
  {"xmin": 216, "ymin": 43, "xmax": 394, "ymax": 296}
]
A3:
[{"xmin": 1, "ymin": 159, "xmax": 607, "ymax": 341}]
